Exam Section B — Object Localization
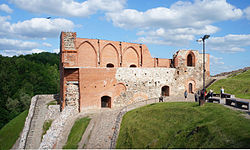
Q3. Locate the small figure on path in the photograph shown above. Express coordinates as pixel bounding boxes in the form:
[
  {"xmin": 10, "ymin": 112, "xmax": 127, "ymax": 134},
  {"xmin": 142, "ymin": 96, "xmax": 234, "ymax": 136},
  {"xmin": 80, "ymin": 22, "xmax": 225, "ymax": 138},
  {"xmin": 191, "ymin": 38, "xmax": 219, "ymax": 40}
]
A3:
[
  {"xmin": 220, "ymin": 87, "xmax": 224, "ymax": 98},
  {"xmin": 184, "ymin": 90, "xmax": 188, "ymax": 100},
  {"xmin": 159, "ymin": 96, "xmax": 163, "ymax": 102},
  {"xmin": 194, "ymin": 92, "xmax": 198, "ymax": 102}
]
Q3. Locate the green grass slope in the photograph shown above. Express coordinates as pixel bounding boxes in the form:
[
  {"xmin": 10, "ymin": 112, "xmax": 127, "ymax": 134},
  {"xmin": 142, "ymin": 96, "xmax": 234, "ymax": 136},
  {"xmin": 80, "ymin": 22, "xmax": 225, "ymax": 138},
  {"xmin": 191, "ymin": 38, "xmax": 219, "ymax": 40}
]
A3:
[
  {"xmin": 117, "ymin": 102, "xmax": 250, "ymax": 149},
  {"xmin": 63, "ymin": 117, "xmax": 91, "ymax": 149},
  {"xmin": 208, "ymin": 70, "xmax": 250, "ymax": 99},
  {"xmin": 0, "ymin": 110, "xmax": 28, "ymax": 150}
]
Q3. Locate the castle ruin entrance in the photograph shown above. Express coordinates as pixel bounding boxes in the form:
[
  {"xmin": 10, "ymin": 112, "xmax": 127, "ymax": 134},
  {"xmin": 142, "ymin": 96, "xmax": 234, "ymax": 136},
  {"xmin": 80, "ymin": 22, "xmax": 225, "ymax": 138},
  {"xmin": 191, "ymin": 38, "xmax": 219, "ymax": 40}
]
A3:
[
  {"xmin": 106, "ymin": 63, "xmax": 114, "ymax": 68},
  {"xmin": 101, "ymin": 96, "xmax": 111, "ymax": 108},
  {"xmin": 161, "ymin": 86, "xmax": 170, "ymax": 96},
  {"xmin": 188, "ymin": 83, "xmax": 193, "ymax": 93}
]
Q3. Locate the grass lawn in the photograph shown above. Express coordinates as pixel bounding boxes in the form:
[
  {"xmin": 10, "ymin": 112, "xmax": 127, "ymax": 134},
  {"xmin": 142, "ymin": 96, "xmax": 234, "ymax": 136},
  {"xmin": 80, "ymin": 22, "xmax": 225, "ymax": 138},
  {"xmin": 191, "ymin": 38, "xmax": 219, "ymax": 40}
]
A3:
[
  {"xmin": 41, "ymin": 120, "xmax": 53, "ymax": 139},
  {"xmin": 208, "ymin": 70, "xmax": 250, "ymax": 99},
  {"xmin": 63, "ymin": 117, "xmax": 91, "ymax": 149},
  {"xmin": 46, "ymin": 100, "xmax": 58, "ymax": 108},
  {"xmin": 116, "ymin": 102, "xmax": 250, "ymax": 149},
  {"xmin": 0, "ymin": 110, "xmax": 28, "ymax": 150}
]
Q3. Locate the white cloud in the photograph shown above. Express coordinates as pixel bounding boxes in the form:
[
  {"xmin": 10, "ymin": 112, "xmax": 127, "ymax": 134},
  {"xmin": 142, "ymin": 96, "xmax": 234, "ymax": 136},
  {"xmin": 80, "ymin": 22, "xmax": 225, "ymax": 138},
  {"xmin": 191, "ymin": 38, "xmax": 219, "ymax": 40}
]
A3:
[
  {"xmin": 0, "ymin": 4, "xmax": 13, "ymax": 13},
  {"xmin": 107, "ymin": 0, "xmax": 242, "ymax": 29},
  {"xmin": 0, "ymin": 49, "xmax": 45, "ymax": 57},
  {"xmin": 53, "ymin": 49, "xmax": 60, "ymax": 53},
  {"xmin": 208, "ymin": 34, "xmax": 250, "ymax": 53},
  {"xmin": 106, "ymin": 0, "xmax": 242, "ymax": 46},
  {"xmin": 244, "ymin": 6, "xmax": 250, "ymax": 20},
  {"xmin": 10, "ymin": 0, "xmax": 126, "ymax": 17},
  {"xmin": 0, "ymin": 38, "xmax": 39, "ymax": 50},
  {"xmin": 0, "ymin": 38, "xmax": 45, "ymax": 57},
  {"xmin": 42, "ymin": 42, "xmax": 52, "ymax": 47},
  {"xmin": 136, "ymin": 25, "xmax": 219, "ymax": 46},
  {"xmin": 210, "ymin": 55, "xmax": 224, "ymax": 66},
  {"xmin": 0, "ymin": 17, "xmax": 75, "ymax": 39}
]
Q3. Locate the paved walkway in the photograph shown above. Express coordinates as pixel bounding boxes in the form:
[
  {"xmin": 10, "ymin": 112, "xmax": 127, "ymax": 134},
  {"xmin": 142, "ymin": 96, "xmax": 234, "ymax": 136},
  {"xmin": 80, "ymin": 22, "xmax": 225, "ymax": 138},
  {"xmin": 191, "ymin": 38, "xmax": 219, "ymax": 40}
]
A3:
[{"xmin": 78, "ymin": 108, "xmax": 121, "ymax": 149}]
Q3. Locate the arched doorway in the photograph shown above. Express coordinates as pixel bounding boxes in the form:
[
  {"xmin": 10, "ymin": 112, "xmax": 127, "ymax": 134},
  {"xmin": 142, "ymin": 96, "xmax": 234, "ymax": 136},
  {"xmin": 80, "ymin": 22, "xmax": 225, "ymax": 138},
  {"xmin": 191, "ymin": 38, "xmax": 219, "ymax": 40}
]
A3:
[
  {"xmin": 101, "ymin": 96, "xmax": 111, "ymax": 108},
  {"xmin": 187, "ymin": 52, "xmax": 195, "ymax": 67},
  {"xmin": 161, "ymin": 86, "xmax": 170, "ymax": 96},
  {"xmin": 106, "ymin": 63, "xmax": 114, "ymax": 68},
  {"xmin": 188, "ymin": 83, "xmax": 193, "ymax": 93},
  {"xmin": 130, "ymin": 64, "xmax": 137, "ymax": 68}
]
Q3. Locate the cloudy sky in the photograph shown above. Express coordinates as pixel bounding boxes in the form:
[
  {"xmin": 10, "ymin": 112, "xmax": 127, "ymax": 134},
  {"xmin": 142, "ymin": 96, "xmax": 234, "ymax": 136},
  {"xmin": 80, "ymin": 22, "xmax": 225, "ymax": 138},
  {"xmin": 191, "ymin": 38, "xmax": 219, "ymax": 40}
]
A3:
[{"xmin": 0, "ymin": 0, "xmax": 250, "ymax": 75}]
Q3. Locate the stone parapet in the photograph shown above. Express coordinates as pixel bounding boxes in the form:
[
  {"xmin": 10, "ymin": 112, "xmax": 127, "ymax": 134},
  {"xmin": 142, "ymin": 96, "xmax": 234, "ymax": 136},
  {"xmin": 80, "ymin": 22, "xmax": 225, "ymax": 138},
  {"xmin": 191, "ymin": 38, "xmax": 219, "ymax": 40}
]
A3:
[{"xmin": 18, "ymin": 95, "xmax": 38, "ymax": 149}]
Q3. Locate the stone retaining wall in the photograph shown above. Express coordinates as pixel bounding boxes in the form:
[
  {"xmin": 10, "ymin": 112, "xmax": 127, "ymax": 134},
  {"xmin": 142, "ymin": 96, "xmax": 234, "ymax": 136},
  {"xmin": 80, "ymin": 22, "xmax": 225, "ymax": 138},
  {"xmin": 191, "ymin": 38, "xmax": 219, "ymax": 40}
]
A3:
[
  {"xmin": 18, "ymin": 95, "xmax": 38, "ymax": 149},
  {"xmin": 39, "ymin": 106, "xmax": 78, "ymax": 149}
]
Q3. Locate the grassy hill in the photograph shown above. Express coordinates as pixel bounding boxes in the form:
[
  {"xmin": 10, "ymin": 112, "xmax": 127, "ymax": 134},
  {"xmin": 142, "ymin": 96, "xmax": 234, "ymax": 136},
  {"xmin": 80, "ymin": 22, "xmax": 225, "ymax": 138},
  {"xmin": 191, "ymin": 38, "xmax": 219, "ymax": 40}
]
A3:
[
  {"xmin": 207, "ymin": 69, "xmax": 250, "ymax": 99},
  {"xmin": 0, "ymin": 110, "xmax": 28, "ymax": 150},
  {"xmin": 117, "ymin": 102, "xmax": 250, "ymax": 149}
]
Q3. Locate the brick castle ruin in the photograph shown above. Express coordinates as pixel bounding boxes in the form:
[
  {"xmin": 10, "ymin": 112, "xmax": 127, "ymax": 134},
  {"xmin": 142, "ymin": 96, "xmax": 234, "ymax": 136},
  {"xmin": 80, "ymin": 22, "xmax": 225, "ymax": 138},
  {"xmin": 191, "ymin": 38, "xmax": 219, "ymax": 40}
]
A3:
[{"xmin": 60, "ymin": 32, "xmax": 210, "ymax": 111}]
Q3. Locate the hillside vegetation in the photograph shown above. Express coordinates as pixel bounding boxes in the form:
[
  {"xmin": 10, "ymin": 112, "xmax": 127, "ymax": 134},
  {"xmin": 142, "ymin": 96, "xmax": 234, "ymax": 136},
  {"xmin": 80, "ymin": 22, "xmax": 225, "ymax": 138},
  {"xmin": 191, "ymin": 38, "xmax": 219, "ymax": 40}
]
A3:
[
  {"xmin": 208, "ymin": 69, "xmax": 250, "ymax": 99},
  {"xmin": 117, "ymin": 102, "xmax": 250, "ymax": 149},
  {"xmin": 0, "ymin": 52, "xmax": 59, "ymax": 129},
  {"xmin": 63, "ymin": 117, "xmax": 91, "ymax": 149},
  {"xmin": 0, "ymin": 110, "xmax": 28, "ymax": 150}
]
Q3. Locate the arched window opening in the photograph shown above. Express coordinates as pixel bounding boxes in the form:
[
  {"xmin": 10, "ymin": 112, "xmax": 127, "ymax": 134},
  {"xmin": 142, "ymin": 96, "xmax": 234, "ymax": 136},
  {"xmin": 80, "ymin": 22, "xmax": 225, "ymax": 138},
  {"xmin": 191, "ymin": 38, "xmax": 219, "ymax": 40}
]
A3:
[
  {"xmin": 187, "ymin": 53, "xmax": 195, "ymax": 67},
  {"xmin": 188, "ymin": 83, "xmax": 193, "ymax": 93},
  {"xmin": 130, "ymin": 64, "xmax": 137, "ymax": 68},
  {"xmin": 101, "ymin": 96, "xmax": 111, "ymax": 108},
  {"xmin": 161, "ymin": 86, "xmax": 170, "ymax": 96},
  {"xmin": 106, "ymin": 63, "xmax": 114, "ymax": 68}
]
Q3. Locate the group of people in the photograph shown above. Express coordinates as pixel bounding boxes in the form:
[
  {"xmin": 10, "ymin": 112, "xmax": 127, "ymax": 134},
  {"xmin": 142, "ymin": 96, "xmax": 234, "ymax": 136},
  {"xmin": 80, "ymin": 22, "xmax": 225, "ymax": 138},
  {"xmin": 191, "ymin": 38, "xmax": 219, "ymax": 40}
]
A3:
[
  {"xmin": 159, "ymin": 87, "xmax": 225, "ymax": 102},
  {"xmin": 186, "ymin": 86, "xmax": 225, "ymax": 102}
]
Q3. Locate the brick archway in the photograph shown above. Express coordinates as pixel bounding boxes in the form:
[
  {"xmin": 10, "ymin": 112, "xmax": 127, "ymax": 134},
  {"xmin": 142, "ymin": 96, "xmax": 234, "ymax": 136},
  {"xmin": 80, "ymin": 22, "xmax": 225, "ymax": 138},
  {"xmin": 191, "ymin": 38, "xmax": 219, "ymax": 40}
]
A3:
[
  {"xmin": 101, "ymin": 96, "xmax": 111, "ymax": 108},
  {"xmin": 161, "ymin": 86, "xmax": 170, "ymax": 96},
  {"xmin": 186, "ymin": 51, "xmax": 195, "ymax": 67}
]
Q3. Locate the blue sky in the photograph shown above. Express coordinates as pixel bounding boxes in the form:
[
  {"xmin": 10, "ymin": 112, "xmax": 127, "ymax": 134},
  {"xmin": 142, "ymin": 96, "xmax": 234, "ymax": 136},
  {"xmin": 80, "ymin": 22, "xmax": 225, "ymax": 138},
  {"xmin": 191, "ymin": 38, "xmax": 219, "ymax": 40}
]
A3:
[{"xmin": 0, "ymin": 0, "xmax": 250, "ymax": 75}]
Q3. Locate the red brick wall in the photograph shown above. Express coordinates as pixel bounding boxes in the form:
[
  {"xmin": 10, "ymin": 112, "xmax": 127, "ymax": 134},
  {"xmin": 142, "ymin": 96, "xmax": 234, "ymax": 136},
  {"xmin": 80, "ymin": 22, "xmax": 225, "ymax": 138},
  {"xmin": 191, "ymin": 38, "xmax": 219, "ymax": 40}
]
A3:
[
  {"xmin": 78, "ymin": 41, "xmax": 97, "ymax": 67},
  {"xmin": 79, "ymin": 68, "xmax": 118, "ymax": 110},
  {"xmin": 100, "ymin": 44, "xmax": 119, "ymax": 67},
  {"xmin": 157, "ymin": 58, "xmax": 171, "ymax": 68},
  {"xmin": 122, "ymin": 47, "xmax": 139, "ymax": 67}
]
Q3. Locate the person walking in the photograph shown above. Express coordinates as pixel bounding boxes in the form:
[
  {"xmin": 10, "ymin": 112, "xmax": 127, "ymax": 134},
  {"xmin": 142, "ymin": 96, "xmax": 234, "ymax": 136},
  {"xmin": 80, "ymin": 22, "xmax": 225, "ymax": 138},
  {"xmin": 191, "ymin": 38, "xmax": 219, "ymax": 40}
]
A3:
[{"xmin": 184, "ymin": 90, "xmax": 188, "ymax": 100}]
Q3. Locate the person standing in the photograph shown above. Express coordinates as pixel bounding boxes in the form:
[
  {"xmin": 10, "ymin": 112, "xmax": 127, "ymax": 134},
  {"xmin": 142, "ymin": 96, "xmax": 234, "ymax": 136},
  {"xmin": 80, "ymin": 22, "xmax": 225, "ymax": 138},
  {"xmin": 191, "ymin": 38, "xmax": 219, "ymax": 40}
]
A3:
[
  {"xmin": 209, "ymin": 89, "xmax": 213, "ymax": 98},
  {"xmin": 159, "ymin": 96, "xmax": 163, "ymax": 102},
  {"xmin": 220, "ymin": 87, "xmax": 224, "ymax": 98},
  {"xmin": 194, "ymin": 92, "xmax": 198, "ymax": 102},
  {"xmin": 184, "ymin": 90, "xmax": 188, "ymax": 100}
]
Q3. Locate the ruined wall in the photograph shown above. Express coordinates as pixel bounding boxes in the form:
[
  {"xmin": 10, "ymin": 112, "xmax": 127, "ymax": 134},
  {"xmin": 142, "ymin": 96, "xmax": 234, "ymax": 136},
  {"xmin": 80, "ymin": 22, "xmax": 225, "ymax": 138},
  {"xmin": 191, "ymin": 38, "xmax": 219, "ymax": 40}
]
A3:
[
  {"xmin": 60, "ymin": 32, "xmax": 210, "ymax": 111},
  {"xmin": 114, "ymin": 68, "xmax": 176, "ymax": 107}
]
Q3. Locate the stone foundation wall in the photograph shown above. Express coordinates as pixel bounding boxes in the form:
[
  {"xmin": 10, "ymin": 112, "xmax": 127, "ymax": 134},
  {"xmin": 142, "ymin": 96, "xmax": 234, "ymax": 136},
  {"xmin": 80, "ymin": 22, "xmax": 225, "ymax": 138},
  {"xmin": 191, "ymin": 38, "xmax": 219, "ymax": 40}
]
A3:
[
  {"xmin": 113, "ymin": 67, "xmax": 206, "ymax": 107},
  {"xmin": 65, "ymin": 83, "xmax": 79, "ymax": 108}
]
